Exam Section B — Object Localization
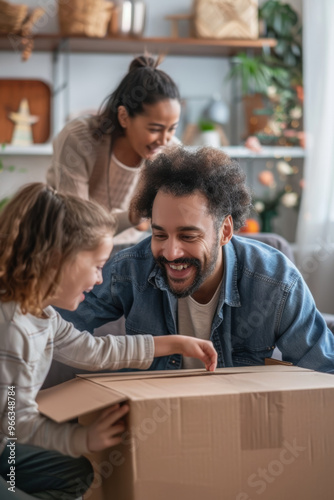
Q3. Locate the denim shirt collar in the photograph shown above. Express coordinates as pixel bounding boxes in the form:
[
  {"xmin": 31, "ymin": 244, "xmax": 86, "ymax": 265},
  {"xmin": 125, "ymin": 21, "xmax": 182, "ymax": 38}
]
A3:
[
  {"xmin": 223, "ymin": 238, "xmax": 241, "ymax": 308},
  {"xmin": 147, "ymin": 239, "xmax": 241, "ymax": 312}
]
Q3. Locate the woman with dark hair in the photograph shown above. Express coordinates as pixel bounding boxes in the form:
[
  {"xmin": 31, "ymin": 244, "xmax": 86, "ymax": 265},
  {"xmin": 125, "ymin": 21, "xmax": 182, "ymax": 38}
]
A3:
[{"xmin": 46, "ymin": 54, "xmax": 181, "ymax": 240}]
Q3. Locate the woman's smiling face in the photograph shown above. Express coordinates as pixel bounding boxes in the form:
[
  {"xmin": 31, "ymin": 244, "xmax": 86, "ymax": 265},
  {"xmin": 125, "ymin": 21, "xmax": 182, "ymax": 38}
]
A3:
[{"xmin": 119, "ymin": 98, "xmax": 181, "ymax": 160}]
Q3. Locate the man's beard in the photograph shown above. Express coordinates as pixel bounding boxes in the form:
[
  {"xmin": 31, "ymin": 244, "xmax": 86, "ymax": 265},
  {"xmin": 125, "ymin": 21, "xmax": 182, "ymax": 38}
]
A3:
[{"xmin": 155, "ymin": 242, "xmax": 220, "ymax": 299}]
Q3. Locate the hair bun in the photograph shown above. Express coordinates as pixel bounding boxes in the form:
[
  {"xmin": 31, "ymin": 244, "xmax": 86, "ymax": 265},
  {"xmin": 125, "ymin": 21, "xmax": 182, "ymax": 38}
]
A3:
[{"xmin": 129, "ymin": 54, "xmax": 163, "ymax": 72}]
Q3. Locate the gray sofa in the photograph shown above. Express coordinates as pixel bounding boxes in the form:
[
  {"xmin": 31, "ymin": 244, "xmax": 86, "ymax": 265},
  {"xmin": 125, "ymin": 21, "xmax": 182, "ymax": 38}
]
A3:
[{"xmin": 241, "ymin": 232, "xmax": 334, "ymax": 333}]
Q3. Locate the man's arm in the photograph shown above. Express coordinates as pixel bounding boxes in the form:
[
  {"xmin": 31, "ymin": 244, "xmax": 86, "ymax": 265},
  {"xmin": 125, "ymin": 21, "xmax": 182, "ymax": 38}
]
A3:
[{"xmin": 276, "ymin": 275, "xmax": 334, "ymax": 373}]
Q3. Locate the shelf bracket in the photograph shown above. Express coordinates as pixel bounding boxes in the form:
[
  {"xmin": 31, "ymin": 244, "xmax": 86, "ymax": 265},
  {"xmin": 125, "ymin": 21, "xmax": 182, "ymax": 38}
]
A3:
[{"xmin": 51, "ymin": 38, "xmax": 70, "ymax": 136}]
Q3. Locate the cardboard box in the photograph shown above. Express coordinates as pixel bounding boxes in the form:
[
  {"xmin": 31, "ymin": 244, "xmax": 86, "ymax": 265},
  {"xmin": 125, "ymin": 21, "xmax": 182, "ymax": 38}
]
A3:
[{"xmin": 37, "ymin": 366, "xmax": 334, "ymax": 500}]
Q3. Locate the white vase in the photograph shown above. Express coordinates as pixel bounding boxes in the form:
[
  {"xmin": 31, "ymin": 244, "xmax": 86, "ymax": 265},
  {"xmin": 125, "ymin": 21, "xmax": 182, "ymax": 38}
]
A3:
[{"xmin": 199, "ymin": 130, "xmax": 220, "ymax": 147}]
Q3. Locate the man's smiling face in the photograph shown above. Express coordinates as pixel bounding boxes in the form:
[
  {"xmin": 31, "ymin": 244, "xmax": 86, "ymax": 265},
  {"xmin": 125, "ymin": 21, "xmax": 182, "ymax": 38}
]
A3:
[{"xmin": 151, "ymin": 190, "xmax": 227, "ymax": 303}]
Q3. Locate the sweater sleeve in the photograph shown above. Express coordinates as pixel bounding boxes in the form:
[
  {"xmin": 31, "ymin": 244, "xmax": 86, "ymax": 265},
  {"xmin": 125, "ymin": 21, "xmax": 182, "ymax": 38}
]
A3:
[
  {"xmin": 0, "ymin": 310, "xmax": 154, "ymax": 458},
  {"xmin": 51, "ymin": 310, "xmax": 155, "ymax": 371},
  {"xmin": 0, "ymin": 323, "xmax": 90, "ymax": 458},
  {"xmin": 46, "ymin": 117, "xmax": 97, "ymax": 200}
]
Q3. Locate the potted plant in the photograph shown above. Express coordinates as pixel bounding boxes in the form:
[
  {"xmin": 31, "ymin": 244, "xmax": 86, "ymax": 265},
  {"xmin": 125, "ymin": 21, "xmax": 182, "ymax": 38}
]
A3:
[
  {"xmin": 226, "ymin": 0, "xmax": 303, "ymax": 146},
  {"xmin": 197, "ymin": 119, "xmax": 221, "ymax": 147}
]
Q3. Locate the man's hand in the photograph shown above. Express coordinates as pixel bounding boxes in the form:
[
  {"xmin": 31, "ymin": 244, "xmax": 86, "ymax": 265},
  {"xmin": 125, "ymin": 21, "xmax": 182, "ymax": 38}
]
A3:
[
  {"xmin": 153, "ymin": 336, "xmax": 218, "ymax": 372},
  {"xmin": 87, "ymin": 403, "xmax": 129, "ymax": 452}
]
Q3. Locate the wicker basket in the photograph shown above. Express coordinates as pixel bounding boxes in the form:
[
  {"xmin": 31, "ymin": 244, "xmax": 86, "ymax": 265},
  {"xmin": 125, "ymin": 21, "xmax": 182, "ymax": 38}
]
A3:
[
  {"xmin": 194, "ymin": 0, "xmax": 259, "ymax": 40},
  {"xmin": 0, "ymin": 0, "xmax": 28, "ymax": 34},
  {"xmin": 58, "ymin": 0, "xmax": 114, "ymax": 38}
]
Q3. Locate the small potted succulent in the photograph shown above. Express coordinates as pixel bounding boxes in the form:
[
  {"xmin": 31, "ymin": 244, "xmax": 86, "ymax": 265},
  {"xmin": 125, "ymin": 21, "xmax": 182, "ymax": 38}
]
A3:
[{"xmin": 197, "ymin": 119, "xmax": 221, "ymax": 147}]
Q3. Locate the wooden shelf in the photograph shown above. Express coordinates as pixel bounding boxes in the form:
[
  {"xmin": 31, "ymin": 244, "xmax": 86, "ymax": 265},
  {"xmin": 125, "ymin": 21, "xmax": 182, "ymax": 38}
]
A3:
[{"xmin": 0, "ymin": 34, "xmax": 276, "ymax": 57}]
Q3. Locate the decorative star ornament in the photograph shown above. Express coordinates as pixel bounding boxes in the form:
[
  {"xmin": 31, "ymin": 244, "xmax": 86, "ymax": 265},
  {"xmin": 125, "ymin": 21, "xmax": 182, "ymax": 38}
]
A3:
[{"xmin": 9, "ymin": 98, "xmax": 39, "ymax": 146}]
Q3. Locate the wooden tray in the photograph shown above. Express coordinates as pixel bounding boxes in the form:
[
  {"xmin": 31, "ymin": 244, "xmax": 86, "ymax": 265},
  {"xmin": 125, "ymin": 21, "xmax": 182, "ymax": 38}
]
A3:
[{"xmin": 0, "ymin": 79, "xmax": 51, "ymax": 143}]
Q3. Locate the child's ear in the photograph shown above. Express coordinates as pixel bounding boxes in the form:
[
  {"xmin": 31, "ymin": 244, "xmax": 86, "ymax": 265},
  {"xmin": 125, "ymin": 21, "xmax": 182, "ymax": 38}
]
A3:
[
  {"xmin": 49, "ymin": 251, "xmax": 62, "ymax": 271},
  {"xmin": 219, "ymin": 215, "xmax": 233, "ymax": 246},
  {"xmin": 117, "ymin": 106, "xmax": 129, "ymax": 128}
]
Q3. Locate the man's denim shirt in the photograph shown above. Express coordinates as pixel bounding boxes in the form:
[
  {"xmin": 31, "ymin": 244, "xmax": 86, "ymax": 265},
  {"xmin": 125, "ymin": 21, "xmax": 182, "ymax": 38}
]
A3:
[{"xmin": 61, "ymin": 235, "xmax": 334, "ymax": 373}]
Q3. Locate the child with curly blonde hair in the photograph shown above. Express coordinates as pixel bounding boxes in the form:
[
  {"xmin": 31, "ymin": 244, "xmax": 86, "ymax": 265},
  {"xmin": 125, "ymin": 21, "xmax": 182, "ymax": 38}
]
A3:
[{"xmin": 0, "ymin": 183, "xmax": 217, "ymax": 499}]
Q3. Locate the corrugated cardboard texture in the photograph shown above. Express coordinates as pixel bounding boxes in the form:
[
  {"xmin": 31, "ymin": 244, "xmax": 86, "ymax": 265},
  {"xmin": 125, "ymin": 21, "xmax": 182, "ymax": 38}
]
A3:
[
  {"xmin": 98, "ymin": 387, "xmax": 334, "ymax": 500},
  {"xmin": 37, "ymin": 367, "xmax": 334, "ymax": 499},
  {"xmin": 240, "ymin": 391, "xmax": 283, "ymax": 449}
]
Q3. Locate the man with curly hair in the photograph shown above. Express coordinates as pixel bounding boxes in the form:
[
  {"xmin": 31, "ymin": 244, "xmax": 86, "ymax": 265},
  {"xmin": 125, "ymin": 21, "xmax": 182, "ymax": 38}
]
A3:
[{"xmin": 58, "ymin": 146, "xmax": 334, "ymax": 373}]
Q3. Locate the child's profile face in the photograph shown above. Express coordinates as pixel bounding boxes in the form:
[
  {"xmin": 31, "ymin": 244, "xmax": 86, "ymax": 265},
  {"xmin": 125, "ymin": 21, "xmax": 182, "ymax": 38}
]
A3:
[{"xmin": 47, "ymin": 235, "xmax": 113, "ymax": 311}]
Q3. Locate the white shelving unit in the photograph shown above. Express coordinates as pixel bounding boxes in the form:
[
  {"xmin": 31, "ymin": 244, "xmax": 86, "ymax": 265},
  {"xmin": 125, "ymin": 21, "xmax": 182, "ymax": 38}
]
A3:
[
  {"xmin": 1, "ymin": 145, "xmax": 53, "ymax": 155},
  {"xmin": 222, "ymin": 146, "xmax": 305, "ymax": 159},
  {"xmin": 2, "ymin": 144, "xmax": 305, "ymax": 159}
]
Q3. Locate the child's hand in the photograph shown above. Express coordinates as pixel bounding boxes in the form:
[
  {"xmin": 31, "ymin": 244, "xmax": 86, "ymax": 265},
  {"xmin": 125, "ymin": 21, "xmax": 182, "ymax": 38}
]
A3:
[
  {"xmin": 179, "ymin": 336, "xmax": 218, "ymax": 372},
  {"xmin": 87, "ymin": 403, "xmax": 129, "ymax": 452},
  {"xmin": 153, "ymin": 336, "xmax": 218, "ymax": 372}
]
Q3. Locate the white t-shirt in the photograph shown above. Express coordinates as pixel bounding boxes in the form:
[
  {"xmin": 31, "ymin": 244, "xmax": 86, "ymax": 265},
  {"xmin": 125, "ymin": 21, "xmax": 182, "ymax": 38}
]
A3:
[{"xmin": 178, "ymin": 280, "xmax": 223, "ymax": 369}]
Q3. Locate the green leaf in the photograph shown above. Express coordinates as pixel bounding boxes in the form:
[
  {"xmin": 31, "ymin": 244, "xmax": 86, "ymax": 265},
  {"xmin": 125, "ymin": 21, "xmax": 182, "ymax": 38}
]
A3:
[
  {"xmin": 284, "ymin": 52, "xmax": 297, "ymax": 67},
  {"xmin": 198, "ymin": 120, "xmax": 215, "ymax": 131},
  {"xmin": 275, "ymin": 39, "xmax": 288, "ymax": 57},
  {"xmin": 291, "ymin": 43, "xmax": 301, "ymax": 57},
  {"xmin": 0, "ymin": 198, "xmax": 9, "ymax": 212}
]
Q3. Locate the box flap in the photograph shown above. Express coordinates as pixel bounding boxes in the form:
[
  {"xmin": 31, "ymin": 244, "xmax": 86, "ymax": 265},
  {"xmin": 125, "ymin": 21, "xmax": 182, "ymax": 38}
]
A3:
[
  {"xmin": 37, "ymin": 366, "xmax": 332, "ymax": 422},
  {"xmin": 80, "ymin": 366, "xmax": 330, "ymax": 402},
  {"xmin": 36, "ymin": 377, "xmax": 127, "ymax": 423},
  {"xmin": 77, "ymin": 365, "xmax": 309, "ymax": 384}
]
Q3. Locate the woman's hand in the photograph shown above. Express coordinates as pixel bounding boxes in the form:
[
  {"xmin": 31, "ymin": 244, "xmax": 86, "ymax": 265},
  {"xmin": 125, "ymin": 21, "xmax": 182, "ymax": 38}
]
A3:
[
  {"xmin": 87, "ymin": 403, "xmax": 129, "ymax": 452},
  {"xmin": 153, "ymin": 336, "xmax": 217, "ymax": 372}
]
